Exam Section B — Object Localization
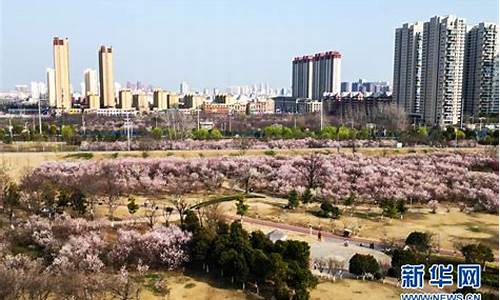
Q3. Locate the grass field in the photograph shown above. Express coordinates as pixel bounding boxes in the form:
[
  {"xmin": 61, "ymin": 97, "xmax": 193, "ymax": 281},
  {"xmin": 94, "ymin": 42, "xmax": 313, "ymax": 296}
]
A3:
[
  {"xmin": 238, "ymin": 196, "xmax": 499, "ymax": 256},
  {"xmin": 136, "ymin": 273, "xmax": 402, "ymax": 300}
]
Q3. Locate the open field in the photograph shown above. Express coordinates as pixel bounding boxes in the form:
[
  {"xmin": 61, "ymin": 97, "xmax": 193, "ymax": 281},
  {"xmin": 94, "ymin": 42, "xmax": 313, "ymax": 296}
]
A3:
[
  {"xmin": 311, "ymin": 279, "xmax": 401, "ymax": 300},
  {"xmin": 136, "ymin": 274, "xmax": 403, "ymax": 300},
  {"xmin": 0, "ymin": 146, "xmax": 485, "ymax": 179},
  {"xmin": 237, "ymin": 196, "xmax": 499, "ymax": 256}
]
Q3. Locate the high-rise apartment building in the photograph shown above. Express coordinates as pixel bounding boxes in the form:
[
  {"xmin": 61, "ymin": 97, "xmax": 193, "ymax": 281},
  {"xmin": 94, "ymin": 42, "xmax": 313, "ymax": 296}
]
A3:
[
  {"xmin": 83, "ymin": 69, "xmax": 98, "ymax": 97},
  {"xmin": 53, "ymin": 37, "xmax": 71, "ymax": 109},
  {"xmin": 132, "ymin": 91, "xmax": 149, "ymax": 112},
  {"xmin": 292, "ymin": 56, "xmax": 313, "ymax": 98},
  {"xmin": 180, "ymin": 81, "xmax": 189, "ymax": 95},
  {"xmin": 393, "ymin": 22, "xmax": 424, "ymax": 116},
  {"xmin": 463, "ymin": 22, "xmax": 499, "ymax": 117},
  {"xmin": 153, "ymin": 89, "xmax": 168, "ymax": 110},
  {"xmin": 292, "ymin": 51, "xmax": 341, "ymax": 99},
  {"xmin": 421, "ymin": 16, "xmax": 467, "ymax": 126},
  {"xmin": 119, "ymin": 89, "xmax": 133, "ymax": 110},
  {"xmin": 46, "ymin": 68, "xmax": 56, "ymax": 107},
  {"xmin": 98, "ymin": 46, "xmax": 115, "ymax": 108}
]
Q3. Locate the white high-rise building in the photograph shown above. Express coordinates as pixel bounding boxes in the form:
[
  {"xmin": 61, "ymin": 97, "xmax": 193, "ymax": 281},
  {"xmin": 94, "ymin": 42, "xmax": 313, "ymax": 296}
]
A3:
[
  {"xmin": 46, "ymin": 68, "xmax": 56, "ymax": 107},
  {"xmin": 421, "ymin": 16, "xmax": 467, "ymax": 126},
  {"xmin": 30, "ymin": 81, "xmax": 45, "ymax": 99},
  {"xmin": 83, "ymin": 68, "xmax": 98, "ymax": 97},
  {"xmin": 393, "ymin": 22, "xmax": 424, "ymax": 116},
  {"xmin": 180, "ymin": 81, "xmax": 189, "ymax": 94},
  {"xmin": 292, "ymin": 51, "xmax": 341, "ymax": 100},
  {"xmin": 463, "ymin": 22, "xmax": 499, "ymax": 117}
]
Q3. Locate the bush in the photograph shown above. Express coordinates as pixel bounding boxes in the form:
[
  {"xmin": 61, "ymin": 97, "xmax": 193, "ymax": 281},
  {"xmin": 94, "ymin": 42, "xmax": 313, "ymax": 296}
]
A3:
[
  {"xmin": 264, "ymin": 150, "xmax": 277, "ymax": 156},
  {"xmin": 349, "ymin": 254, "xmax": 380, "ymax": 277}
]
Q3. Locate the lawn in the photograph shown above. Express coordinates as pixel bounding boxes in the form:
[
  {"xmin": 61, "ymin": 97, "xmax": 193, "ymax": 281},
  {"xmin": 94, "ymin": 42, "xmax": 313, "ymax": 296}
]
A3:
[
  {"xmin": 234, "ymin": 196, "xmax": 499, "ymax": 256},
  {"xmin": 310, "ymin": 279, "xmax": 401, "ymax": 300}
]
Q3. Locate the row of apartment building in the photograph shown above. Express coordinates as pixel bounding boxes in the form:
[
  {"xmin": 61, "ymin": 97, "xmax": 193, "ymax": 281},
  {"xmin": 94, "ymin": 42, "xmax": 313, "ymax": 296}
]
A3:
[{"xmin": 393, "ymin": 16, "xmax": 498, "ymax": 126}]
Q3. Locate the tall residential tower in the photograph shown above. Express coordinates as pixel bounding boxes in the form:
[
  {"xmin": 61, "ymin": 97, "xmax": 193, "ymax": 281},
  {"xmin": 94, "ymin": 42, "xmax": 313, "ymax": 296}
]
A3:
[
  {"xmin": 52, "ymin": 37, "xmax": 71, "ymax": 109},
  {"xmin": 463, "ymin": 22, "xmax": 499, "ymax": 117},
  {"xmin": 421, "ymin": 16, "xmax": 467, "ymax": 126},
  {"xmin": 292, "ymin": 51, "xmax": 341, "ymax": 100},
  {"xmin": 98, "ymin": 46, "xmax": 115, "ymax": 108},
  {"xmin": 393, "ymin": 22, "xmax": 424, "ymax": 116}
]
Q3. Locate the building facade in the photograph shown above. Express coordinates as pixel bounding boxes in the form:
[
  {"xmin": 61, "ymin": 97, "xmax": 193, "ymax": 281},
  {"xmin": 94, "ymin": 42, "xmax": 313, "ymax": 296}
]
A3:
[
  {"xmin": 153, "ymin": 89, "xmax": 168, "ymax": 110},
  {"xmin": 83, "ymin": 69, "xmax": 98, "ymax": 97},
  {"xmin": 53, "ymin": 37, "xmax": 71, "ymax": 109},
  {"xmin": 393, "ymin": 22, "xmax": 424, "ymax": 116},
  {"xmin": 463, "ymin": 22, "xmax": 499, "ymax": 117},
  {"xmin": 46, "ymin": 68, "xmax": 56, "ymax": 107},
  {"xmin": 98, "ymin": 46, "xmax": 115, "ymax": 108},
  {"xmin": 292, "ymin": 51, "xmax": 341, "ymax": 100},
  {"xmin": 421, "ymin": 16, "xmax": 467, "ymax": 126},
  {"xmin": 119, "ymin": 89, "xmax": 133, "ymax": 110}
]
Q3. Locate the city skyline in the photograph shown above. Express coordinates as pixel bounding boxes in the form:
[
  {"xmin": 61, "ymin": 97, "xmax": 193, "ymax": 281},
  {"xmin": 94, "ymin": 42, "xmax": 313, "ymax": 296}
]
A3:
[{"xmin": 1, "ymin": 0, "xmax": 498, "ymax": 91}]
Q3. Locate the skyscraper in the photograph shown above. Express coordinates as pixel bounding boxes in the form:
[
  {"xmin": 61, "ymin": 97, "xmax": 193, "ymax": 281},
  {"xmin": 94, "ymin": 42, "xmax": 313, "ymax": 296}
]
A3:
[
  {"xmin": 46, "ymin": 68, "xmax": 56, "ymax": 107},
  {"xmin": 98, "ymin": 46, "xmax": 115, "ymax": 108},
  {"xmin": 393, "ymin": 22, "xmax": 424, "ymax": 116},
  {"xmin": 421, "ymin": 16, "xmax": 467, "ymax": 126},
  {"xmin": 53, "ymin": 37, "xmax": 71, "ymax": 109},
  {"xmin": 292, "ymin": 55, "xmax": 313, "ymax": 98},
  {"xmin": 463, "ymin": 22, "xmax": 499, "ymax": 117},
  {"xmin": 292, "ymin": 51, "xmax": 341, "ymax": 99},
  {"xmin": 311, "ymin": 51, "xmax": 342, "ymax": 99},
  {"xmin": 180, "ymin": 81, "xmax": 189, "ymax": 95},
  {"xmin": 83, "ymin": 69, "xmax": 98, "ymax": 97}
]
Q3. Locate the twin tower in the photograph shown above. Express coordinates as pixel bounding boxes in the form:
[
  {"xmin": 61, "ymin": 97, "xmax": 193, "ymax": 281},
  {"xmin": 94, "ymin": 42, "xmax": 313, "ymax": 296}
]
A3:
[{"xmin": 48, "ymin": 37, "xmax": 115, "ymax": 110}]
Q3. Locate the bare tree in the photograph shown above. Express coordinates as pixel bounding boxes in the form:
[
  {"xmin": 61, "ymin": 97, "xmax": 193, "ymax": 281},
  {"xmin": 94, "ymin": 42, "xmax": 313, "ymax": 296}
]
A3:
[
  {"xmin": 169, "ymin": 195, "xmax": 190, "ymax": 226},
  {"xmin": 293, "ymin": 153, "xmax": 325, "ymax": 190}
]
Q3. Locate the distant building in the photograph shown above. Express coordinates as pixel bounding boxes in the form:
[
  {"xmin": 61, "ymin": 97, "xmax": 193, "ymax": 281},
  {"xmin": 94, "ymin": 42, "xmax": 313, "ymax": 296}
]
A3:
[
  {"xmin": 341, "ymin": 82, "xmax": 352, "ymax": 93},
  {"xmin": 83, "ymin": 69, "xmax": 98, "ymax": 97},
  {"xmin": 98, "ymin": 46, "xmax": 115, "ymax": 108},
  {"xmin": 182, "ymin": 94, "xmax": 205, "ymax": 109},
  {"xmin": 87, "ymin": 94, "xmax": 100, "ymax": 110},
  {"xmin": 292, "ymin": 51, "xmax": 341, "ymax": 100},
  {"xmin": 46, "ymin": 68, "xmax": 56, "ymax": 107},
  {"xmin": 132, "ymin": 92, "xmax": 149, "ymax": 112},
  {"xmin": 393, "ymin": 22, "xmax": 424, "ymax": 116},
  {"xmin": 53, "ymin": 37, "xmax": 71, "ymax": 109},
  {"xmin": 463, "ymin": 22, "xmax": 499, "ymax": 117},
  {"xmin": 421, "ymin": 16, "xmax": 467, "ymax": 126},
  {"xmin": 213, "ymin": 94, "xmax": 236, "ymax": 105},
  {"xmin": 180, "ymin": 81, "xmax": 189, "ymax": 95},
  {"xmin": 119, "ymin": 89, "xmax": 133, "ymax": 110},
  {"xmin": 153, "ymin": 89, "xmax": 168, "ymax": 110}
]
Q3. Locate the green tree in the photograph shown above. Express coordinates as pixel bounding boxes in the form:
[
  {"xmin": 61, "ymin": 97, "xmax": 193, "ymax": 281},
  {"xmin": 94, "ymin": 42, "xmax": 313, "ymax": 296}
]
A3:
[
  {"xmin": 192, "ymin": 128, "xmax": 209, "ymax": 140},
  {"xmin": 349, "ymin": 254, "xmax": 380, "ymax": 277},
  {"xmin": 301, "ymin": 189, "xmax": 313, "ymax": 204},
  {"xmin": 61, "ymin": 125, "xmax": 74, "ymax": 143},
  {"xmin": 235, "ymin": 197, "xmax": 249, "ymax": 219},
  {"xmin": 405, "ymin": 231, "xmax": 432, "ymax": 254},
  {"xmin": 209, "ymin": 128, "xmax": 223, "ymax": 139},
  {"xmin": 287, "ymin": 190, "xmax": 299, "ymax": 209},
  {"xmin": 127, "ymin": 196, "xmax": 140, "ymax": 215},
  {"xmin": 337, "ymin": 126, "xmax": 350, "ymax": 140},
  {"xmin": 390, "ymin": 248, "xmax": 418, "ymax": 277},
  {"xmin": 460, "ymin": 243, "xmax": 494, "ymax": 270},
  {"xmin": 320, "ymin": 126, "xmax": 337, "ymax": 139},
  {"xmin": 151, "ymin": 127, "xmax": 163, "ymax": 140},
  {"xmin": 418, "ymin": 127, "xmax": 428, "ymax": 138}
]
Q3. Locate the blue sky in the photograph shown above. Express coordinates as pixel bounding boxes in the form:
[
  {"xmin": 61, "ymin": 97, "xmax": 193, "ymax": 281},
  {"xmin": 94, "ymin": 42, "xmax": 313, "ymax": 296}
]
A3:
[{"xmin": 0, "ymin": 0, "xmax": 498, "ymax": 91}]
